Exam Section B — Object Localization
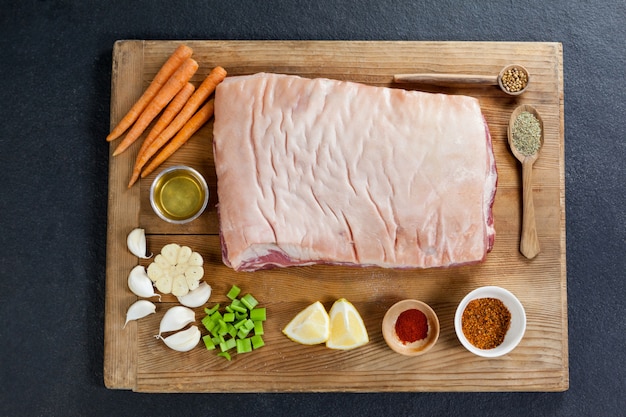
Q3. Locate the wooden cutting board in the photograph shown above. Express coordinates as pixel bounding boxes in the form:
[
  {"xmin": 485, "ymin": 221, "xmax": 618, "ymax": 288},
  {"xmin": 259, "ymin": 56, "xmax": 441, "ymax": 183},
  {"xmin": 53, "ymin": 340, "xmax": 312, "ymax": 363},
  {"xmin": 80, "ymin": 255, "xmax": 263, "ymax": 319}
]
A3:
[{"xmin": 104, "ymin": 40, "xmax": 567, "ymax": 392}]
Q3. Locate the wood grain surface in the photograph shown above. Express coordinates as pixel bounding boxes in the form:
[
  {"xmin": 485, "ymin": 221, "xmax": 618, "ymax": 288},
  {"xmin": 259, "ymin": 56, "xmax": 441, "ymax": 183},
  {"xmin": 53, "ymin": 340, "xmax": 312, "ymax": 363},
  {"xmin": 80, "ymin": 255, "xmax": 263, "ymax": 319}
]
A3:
[{"xmin": 104, "ymin": 40, "xmax": 567, "ymax": 392}]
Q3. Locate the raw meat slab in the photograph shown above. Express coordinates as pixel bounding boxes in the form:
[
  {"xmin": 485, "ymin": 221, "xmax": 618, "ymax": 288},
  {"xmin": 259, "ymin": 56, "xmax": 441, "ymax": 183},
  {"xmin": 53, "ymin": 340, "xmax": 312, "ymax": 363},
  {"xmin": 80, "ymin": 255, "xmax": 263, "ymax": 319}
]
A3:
[{"xmin": 213, "ymin": 73, "xmax": 497, "ymax": 271}]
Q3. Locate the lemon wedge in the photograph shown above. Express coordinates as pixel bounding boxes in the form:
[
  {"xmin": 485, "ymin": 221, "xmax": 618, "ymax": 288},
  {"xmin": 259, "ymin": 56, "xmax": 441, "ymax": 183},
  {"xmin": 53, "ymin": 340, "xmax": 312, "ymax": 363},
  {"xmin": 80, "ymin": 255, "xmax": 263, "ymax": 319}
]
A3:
[
  {"xmin": 282, "ymin": 301, "xmax": 330, "ymax": 345},
  {"xmin": 326, "ymin": 298, "xmax": 369, "ymax": 350}
]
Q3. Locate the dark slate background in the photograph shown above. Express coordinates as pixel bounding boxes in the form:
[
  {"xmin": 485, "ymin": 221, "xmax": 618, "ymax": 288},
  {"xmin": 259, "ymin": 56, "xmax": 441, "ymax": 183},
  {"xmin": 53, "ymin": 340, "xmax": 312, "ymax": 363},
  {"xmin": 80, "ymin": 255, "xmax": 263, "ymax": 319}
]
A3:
[{"xmin": 1, "ymin": 1, "xmax": 624, "ymax": 416}]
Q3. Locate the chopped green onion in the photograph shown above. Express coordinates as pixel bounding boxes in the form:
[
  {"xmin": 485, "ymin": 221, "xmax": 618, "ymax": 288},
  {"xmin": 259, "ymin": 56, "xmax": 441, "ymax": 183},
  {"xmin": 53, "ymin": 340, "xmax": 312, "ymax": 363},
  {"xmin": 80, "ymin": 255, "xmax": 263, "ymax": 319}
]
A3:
[
  {"xmin": 250, "ymin": 307, "xmax": 266, "ymax": 322},
  {"xmin": 226, "ymin": 285, "xmax": 241, "ymax": 300},
  {"xmin": 251, "ymin": 335, "xmax": 265, "ymax": 350}
]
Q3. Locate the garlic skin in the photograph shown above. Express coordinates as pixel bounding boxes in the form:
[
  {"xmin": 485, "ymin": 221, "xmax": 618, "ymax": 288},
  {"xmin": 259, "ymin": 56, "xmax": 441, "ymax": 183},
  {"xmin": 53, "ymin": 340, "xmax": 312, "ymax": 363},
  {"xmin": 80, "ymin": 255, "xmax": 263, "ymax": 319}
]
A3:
[
  {"xmin": 177, "ymin": 282, "xmax": 212, "ymax": 308},
  {"xmin": 127, "ymin": 228, "xmax": 152, "ymax": 259},
  {"xmin": 157, "ymin": 306, "xmax": 195, "ymax": 336},
  {"xmin": 123, "ymin": 300, "xmax": 156, "ymax": 329},
  {"xmin": 159, "ymin": 325, "xmax": 201, "ymax": 352},
  {"xmin": 128, "ymin": 265, "xmax": 160, "ymax": 300}
]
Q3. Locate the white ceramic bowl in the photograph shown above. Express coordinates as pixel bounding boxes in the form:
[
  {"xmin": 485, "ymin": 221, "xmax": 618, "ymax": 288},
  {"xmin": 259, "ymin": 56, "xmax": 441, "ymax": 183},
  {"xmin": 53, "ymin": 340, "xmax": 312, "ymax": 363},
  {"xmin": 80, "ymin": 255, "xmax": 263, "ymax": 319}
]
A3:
[{"xmin": 454, "ymin": 286, "xmax": 526, "ymax": 358}]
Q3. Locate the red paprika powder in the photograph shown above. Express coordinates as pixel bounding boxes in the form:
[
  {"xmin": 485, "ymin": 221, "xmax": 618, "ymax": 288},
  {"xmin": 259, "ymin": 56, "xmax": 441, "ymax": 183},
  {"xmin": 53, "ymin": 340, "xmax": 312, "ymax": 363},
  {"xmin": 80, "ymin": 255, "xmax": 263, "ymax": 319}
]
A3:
[{"xmin": 395, "ymin": 308, "xmax": 428, "ymax": 344}]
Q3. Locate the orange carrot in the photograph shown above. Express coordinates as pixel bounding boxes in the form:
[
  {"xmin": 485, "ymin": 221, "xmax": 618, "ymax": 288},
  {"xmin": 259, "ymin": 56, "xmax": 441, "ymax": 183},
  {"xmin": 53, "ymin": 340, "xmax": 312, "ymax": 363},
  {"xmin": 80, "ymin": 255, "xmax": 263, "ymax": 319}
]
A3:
[
  {"xmin": 140, "ymin": 100, "xmax": 215, "ymax": 179},
  {"xmin": 126, "ymin": 82, "xmax": 195, "ymax": 187},
  {"xmin": 112, "ymin": 58, "xmax": 199, "ymax": 156},
  {"xmin": 127, "ymin": 66, "xmax": 227, "ymax": 184},
  {"xmin": 106, "ymin": 44, "xmax": 193, "ymax": 142}
]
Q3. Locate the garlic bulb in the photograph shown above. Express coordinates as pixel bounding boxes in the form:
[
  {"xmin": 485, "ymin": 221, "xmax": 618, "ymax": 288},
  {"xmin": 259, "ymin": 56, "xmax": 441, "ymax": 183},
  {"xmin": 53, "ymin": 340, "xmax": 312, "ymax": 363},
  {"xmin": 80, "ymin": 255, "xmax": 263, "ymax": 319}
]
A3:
[
  {"xmin": 177, "ymin": 281, "xmax": 212, "ymax": 308},
  {"xmin": 159, "ymin": 325, "xmax": 201, "ymax": 352},
  {"xmin": 127, "ymin": 228, "xmax": 152, "ymax": 259},
  {"xmin": 123, "ymin": 300, "xmax": 156, "ymax": 329},
  {"xmin": 146, "ymin": 244, "xmax": 204, "ymax": 296},
  {"xmin": 157, "ymin": 306, "xmax": 195, "ymax": 336},
  {"xmin": 127, "ymin": 265, "xmax": 160, "ymax": 300}
]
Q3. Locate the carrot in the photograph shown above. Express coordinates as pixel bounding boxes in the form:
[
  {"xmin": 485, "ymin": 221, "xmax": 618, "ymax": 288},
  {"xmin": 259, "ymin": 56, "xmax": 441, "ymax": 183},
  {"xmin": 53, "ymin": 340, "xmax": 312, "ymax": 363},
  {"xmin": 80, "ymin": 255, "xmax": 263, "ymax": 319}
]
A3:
[
  {"xmin": 112, "ymin": 58, "xmax": 199, "ymax": 156},
  {"xmin": 106, "ymin": 44, "xmax": 193, "ymax": 142},
  {"xmin": 140, "ymin": 99, "xmax": 215, "ymax": 179},
  {"xmin": 127, "ymin": 66, "xmax": 227, "ymax": 185},
  {"xmin": 126, "ymin": 82, "xmax": 196, "ymax": 187}
]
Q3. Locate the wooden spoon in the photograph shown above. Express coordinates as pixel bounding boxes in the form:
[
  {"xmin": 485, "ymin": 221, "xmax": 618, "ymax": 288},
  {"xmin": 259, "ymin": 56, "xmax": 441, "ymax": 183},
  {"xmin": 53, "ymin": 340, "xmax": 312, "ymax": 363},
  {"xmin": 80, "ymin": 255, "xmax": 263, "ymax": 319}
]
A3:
[
  {"xmin": 394, "ymin": 64, "xmax": 529, "ymax": 96},
  {"xmin": 507, "ymin": 104, "xmax": 544, "ymax": 259}
]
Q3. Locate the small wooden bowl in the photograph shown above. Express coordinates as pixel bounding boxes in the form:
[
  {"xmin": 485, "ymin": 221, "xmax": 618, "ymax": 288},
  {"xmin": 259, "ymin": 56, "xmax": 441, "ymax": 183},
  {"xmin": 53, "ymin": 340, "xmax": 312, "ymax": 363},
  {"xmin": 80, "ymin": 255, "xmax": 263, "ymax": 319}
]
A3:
[
  {"xmin": 382, "ymin": 299, "xmax": 440, "ymax": 356},
  {"xmin": 498, "ymin": 64, "xmax": 530, "ymax": 96}
]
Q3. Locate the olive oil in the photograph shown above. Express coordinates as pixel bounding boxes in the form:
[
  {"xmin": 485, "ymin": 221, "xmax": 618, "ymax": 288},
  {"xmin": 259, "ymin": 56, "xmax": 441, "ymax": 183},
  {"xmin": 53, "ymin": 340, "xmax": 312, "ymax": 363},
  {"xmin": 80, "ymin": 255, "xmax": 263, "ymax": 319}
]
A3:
[{"xmin": 150, "ymin": 166, "xmax": 208, "ymax": 223}]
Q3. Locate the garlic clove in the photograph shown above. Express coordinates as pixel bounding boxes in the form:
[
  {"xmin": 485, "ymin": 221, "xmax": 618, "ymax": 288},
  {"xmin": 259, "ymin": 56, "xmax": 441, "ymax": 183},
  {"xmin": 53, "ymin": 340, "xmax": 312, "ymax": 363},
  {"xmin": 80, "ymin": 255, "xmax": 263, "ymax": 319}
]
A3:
[
  {"xmin": 155, "ymin": 274, "xmax": 173, "ymax": 294},
  {"xmin": 177, "ymin": 245, "xmax": 193, "ymax": 265},
  {"xmin": 123, "ymin": 300, "xmax": 156, "ymax": 329},
  {"xmin": 146, "ymin": 262, "xmax": 164, "ymax": 283},
  {"xmin": 128, "ymin": 265, "xmax": 161, "ymax": 300},
  {"xmin": 159, "ymin": 325, "xmax": 201, "ymax": 352},
  {"xmin": 184, "ymin": 265, "xmax": 204, "ymax": 285},
  {"xmin": 127, "ymin": 228, "xmax": 152, "ymax": 259},
  {"xmin": 161, "ymin": 243, "xmax": 181, "ymax": 265},
  {"xmin": 157, "ymin": 305, "xmax": 195, "ymax": 336},
  {"xmin": 177, "ymin": 281, "xmax": 212, "ymax": 308},
  {"xmin": 171, "ymin": 275, "xmax": 189, "ymax": 297},
  {"xmin": 188, "ymin": 251, "xmax": 203, "ymax": 266}
]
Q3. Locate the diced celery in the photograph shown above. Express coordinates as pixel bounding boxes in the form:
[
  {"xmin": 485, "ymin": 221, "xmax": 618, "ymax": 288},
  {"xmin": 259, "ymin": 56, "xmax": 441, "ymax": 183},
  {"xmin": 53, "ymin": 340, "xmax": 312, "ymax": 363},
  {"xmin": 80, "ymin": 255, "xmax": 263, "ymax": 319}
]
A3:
[
  {"xmin": 218, "ymin": 320, "xmax": 228, "ymax": 335},
  {"xmin": 202, "ymin": 335, "xmax": 216, "ymax": 350},
  {"xmin": 253, "ymin": 320, "xmax": 264, "ymax": 336},
  {"xmin": 250, "ymin": 307, "xmax": 266, "ymax": 322},
  {"xmin": 201, "ymin": 315, "xmax": 215, "ymax": 332},
  {"xmin": 230, "ymin": 303, "xmax": 247, "ymax": 314},
  {"xmin": 201, "ymin": 286, "xmax": 266, "ymax": 360},
  {"xmin": 241, "ymin": 293, "xmax": 258, "ymax": 310},
  {"xmin": 237, "ymin": 327, "xmax": 251, "ymax": 339},
  {"xmin": 226, "ymin": 285, "xmax": 241, "ymax": 300},
  {"xmin": 219, "ymin": 337, "xmax": 236, "ymax": 352},
  {"xmin": 251, "ymin": 335, "xmax": 265, "ymax": 350},
  {"xmin": 204, "ymin": 304, "xmax": 220, "ymax": 315},
  {"xmin": 244, "ymin": 319, "xmax": 255, "ymax": 331},
  {"xmin": 236, "ymin": 337, "xmax": 253, "ymax": 354}
]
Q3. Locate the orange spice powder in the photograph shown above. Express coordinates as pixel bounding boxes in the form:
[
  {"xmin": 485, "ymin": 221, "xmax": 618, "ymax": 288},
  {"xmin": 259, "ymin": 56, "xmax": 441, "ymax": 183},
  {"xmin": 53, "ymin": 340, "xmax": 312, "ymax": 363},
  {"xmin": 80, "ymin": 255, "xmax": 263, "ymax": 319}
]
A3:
[{"xmin": 461, "ymin": 298, "xmax": 511, "ymax": 349}]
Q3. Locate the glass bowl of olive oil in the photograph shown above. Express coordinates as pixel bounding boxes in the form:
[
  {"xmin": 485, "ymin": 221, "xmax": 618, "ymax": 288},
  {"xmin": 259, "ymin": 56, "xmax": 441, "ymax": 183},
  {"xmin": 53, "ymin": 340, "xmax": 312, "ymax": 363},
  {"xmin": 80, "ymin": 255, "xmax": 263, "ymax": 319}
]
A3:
[{"xmin": 149, "ymin": 165, "xmax": 209, "ymax": 224}]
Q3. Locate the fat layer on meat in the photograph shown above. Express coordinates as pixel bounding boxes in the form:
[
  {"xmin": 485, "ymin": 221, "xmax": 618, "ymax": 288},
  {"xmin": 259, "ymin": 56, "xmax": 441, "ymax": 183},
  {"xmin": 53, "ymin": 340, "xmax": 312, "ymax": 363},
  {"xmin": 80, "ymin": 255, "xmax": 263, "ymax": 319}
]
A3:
[{"xmin": 213, "ymin": 73, "xmax": 497, "ymax": 271}]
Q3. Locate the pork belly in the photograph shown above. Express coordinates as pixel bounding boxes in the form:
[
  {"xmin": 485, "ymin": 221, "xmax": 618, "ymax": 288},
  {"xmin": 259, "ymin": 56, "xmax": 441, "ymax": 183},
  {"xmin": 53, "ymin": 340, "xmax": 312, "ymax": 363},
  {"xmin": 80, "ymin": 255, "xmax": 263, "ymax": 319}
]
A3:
[{"xmin": 213, "ymin": 73, "xmax": 497, "ymax": 271}]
